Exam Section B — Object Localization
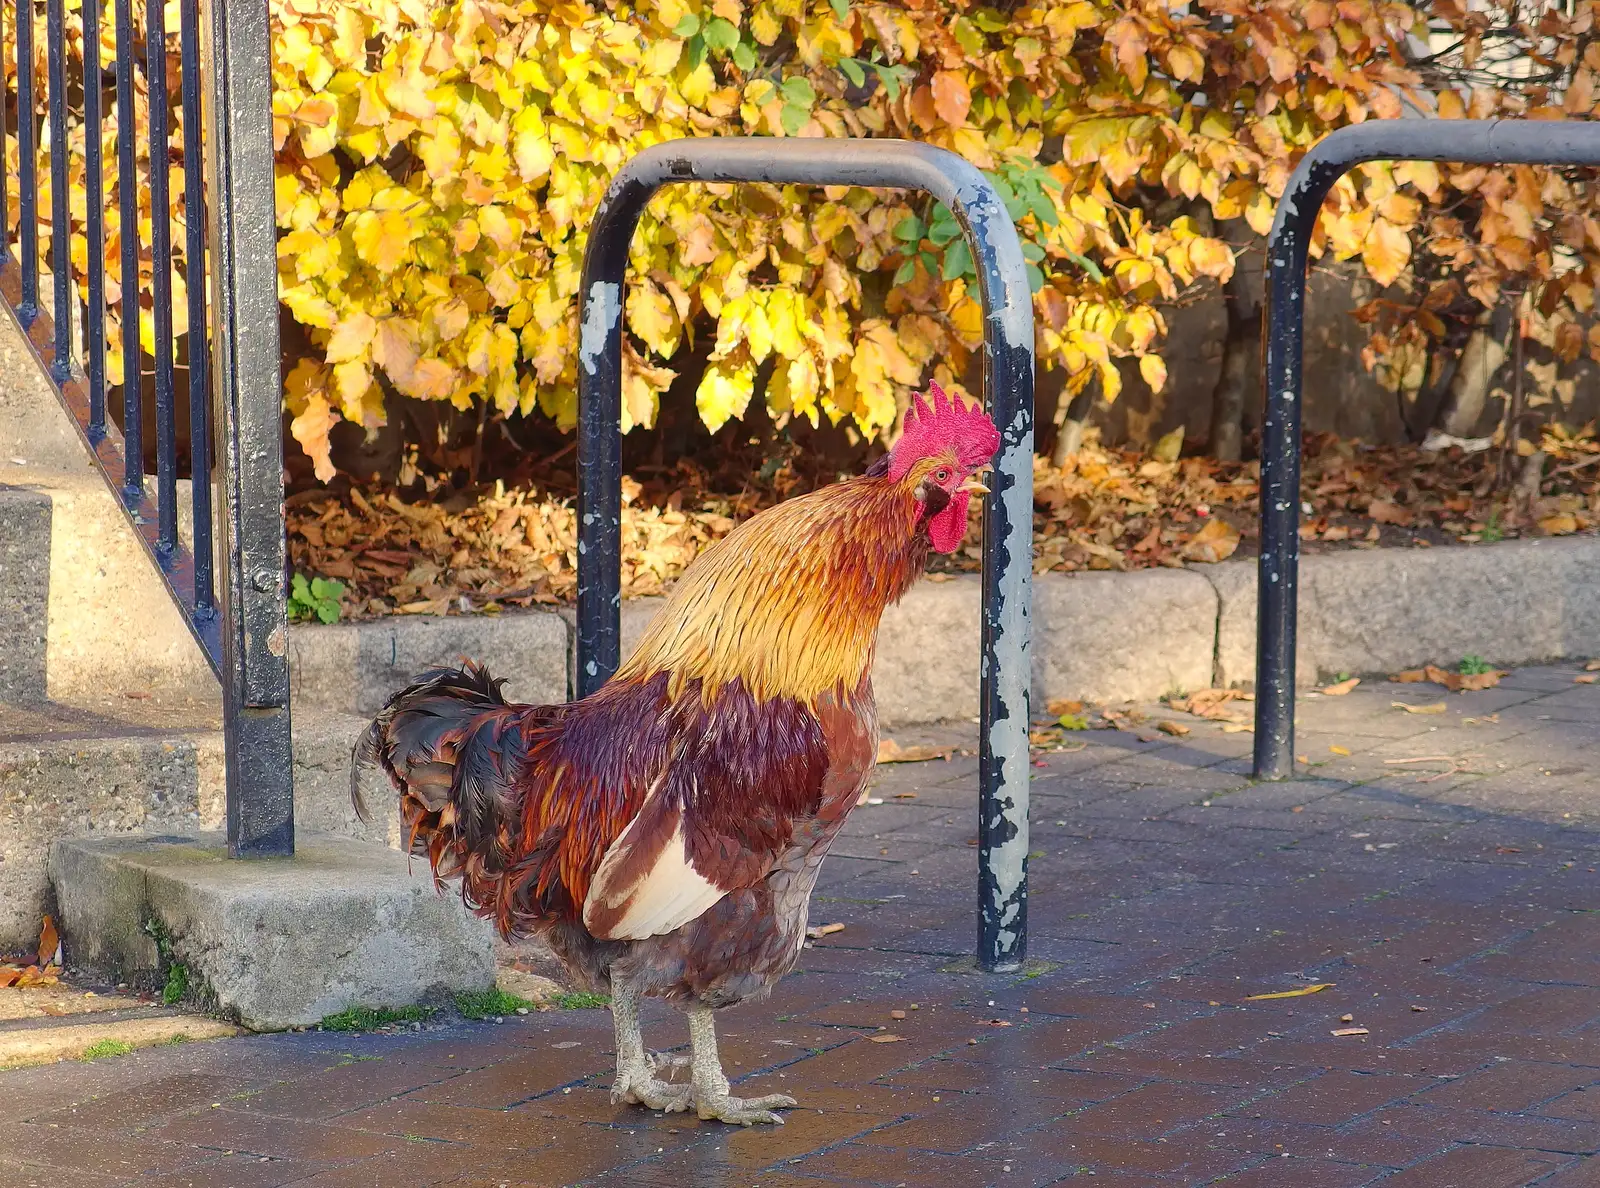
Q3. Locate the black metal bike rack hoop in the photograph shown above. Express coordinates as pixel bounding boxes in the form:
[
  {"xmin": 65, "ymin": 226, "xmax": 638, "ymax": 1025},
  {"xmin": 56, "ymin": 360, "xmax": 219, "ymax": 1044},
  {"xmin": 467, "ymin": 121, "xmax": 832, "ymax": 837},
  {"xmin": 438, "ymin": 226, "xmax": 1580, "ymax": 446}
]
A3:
[
  {"xmin": 576, "ymin": 138, "xmax": 1035, "ymax": 972},
  {"xmin": 1255, "ymin": 119, "xmax": 1600, "ymax": 779}
]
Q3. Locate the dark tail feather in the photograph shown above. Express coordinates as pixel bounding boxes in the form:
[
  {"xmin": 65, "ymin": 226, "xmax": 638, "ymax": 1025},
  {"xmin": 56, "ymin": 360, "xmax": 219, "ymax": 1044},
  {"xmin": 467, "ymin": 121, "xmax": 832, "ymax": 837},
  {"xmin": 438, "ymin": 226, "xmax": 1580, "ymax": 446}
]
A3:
[
  {"xmin": 353, "ymin": 661, "xmax": 568, "ymax": 937},
  {"xmin": 351, "ymin": 660, "xmax": 511, "ymax": 826}
]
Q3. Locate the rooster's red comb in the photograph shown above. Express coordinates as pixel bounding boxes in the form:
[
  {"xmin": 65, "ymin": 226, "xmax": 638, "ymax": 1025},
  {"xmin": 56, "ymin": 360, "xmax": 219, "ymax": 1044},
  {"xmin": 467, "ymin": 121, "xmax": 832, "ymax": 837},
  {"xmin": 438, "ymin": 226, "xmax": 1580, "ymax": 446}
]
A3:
[{"xmin": 887, "ymin": 381, "xmax": 1001, "ymax": 480}]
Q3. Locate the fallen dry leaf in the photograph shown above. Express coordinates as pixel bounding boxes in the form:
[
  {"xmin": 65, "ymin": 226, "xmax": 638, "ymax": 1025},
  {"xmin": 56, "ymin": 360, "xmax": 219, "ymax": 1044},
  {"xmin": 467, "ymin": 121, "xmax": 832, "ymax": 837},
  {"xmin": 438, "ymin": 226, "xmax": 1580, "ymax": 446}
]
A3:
[
  {"xmin": 868, "ymin": 1033, "xmax": 904, "ymax": 1043},
  {"xmin": 1393, "ymin": 701, "xmax": 1447, "ymax": 714},
  {"xmin": 1367, "ymin": 499, "xmax": 1414, "ymax": 526},
  {"xmin": 1181, "ymin": 517, "xmax": 1241, "ymax": 563},
  {"xmin": 876, "ymin": 739, "xmax": 953, "ymax": 764},
  {"xmin": 1243, "ymin": 983, "xmax": 1335, "ymax": 1001},
  {"xmin": 35, "ymin": 916, "xmax": 59, "ymax": 968},
  {"xmin": 1577, "ymin": 675, "xmax": 1599, "ymax": 685},
  {"xmin": 1157, "ymin": 720, "xmax": 1190, "ymax": 737},
  {"xmin": 1540, "ymin": 513, "xmax": 1579, "ymax": 535},
  {"xmin": 806, "ymin": 923, "xmax": 845, "ymax": 939},
  {"xmin": 1425, "ymin": 663, "xmax": 1504, "ymax": 692},
  {"xmin": 1331, "ymin": 1027, "xmax": 1370, "ymax": 1037},
  {"xmin": 1330, "ymin": 745, "xmax": 1351, "ymax": 756},
  {"xmin": 1045, "ymin": 698, "xmax": 1084, "ymax": 716},
  {"xmin": 1169, "ymin": 688, "xmax": 1251, "ymax": 723},
  {"xmin": 1586, "ymin": 659, "xmax": 1600, "ymax": 671},
  {"xmin": 1394, "ymin": 665, "xmax": 1503, "ymax": 692},
  {"xmin": 1320, "ymin": 678, "xmax": 1361, "ymax": 696}
]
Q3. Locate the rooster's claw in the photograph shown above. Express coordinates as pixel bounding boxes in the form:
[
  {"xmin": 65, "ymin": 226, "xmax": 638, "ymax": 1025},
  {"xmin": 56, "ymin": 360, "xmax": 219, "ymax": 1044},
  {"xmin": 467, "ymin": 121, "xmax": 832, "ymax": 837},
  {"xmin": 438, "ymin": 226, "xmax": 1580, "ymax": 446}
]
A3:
[
  {"xmin": 611, "ymin": 1075, "xmax": 693, "ymax": 1113},
  {"xmin": 695, "ymin": 1091, "xmax": 798, "ymax": 1126}
]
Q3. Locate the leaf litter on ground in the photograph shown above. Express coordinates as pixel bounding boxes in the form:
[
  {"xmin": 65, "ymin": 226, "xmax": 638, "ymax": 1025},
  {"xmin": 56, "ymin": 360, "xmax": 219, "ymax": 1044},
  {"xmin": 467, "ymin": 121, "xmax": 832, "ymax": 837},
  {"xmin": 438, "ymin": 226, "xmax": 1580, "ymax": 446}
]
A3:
[
  {"xmin": 0, "ymin": 916, "xmax": 63, "ymax": 988},
  {"xmin": 286, "ymin": 429, "xmax": 1600, "ymax": 621}
]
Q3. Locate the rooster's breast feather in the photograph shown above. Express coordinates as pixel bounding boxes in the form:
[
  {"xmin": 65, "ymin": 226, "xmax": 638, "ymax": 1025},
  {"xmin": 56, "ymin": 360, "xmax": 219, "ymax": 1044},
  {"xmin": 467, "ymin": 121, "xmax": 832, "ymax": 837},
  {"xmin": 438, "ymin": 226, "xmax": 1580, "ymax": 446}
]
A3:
[{"xmin": 575, "ymin": 675, "xmax": 874, "ymax": 942}]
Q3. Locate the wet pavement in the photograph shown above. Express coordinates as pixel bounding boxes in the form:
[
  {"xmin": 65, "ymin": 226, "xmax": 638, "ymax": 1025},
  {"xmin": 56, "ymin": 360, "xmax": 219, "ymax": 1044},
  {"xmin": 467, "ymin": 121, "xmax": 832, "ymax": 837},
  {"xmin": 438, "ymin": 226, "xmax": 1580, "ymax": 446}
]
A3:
[{"xmin": 2, "ymin": 663, "xmax": 1598, "ymax": 1186}]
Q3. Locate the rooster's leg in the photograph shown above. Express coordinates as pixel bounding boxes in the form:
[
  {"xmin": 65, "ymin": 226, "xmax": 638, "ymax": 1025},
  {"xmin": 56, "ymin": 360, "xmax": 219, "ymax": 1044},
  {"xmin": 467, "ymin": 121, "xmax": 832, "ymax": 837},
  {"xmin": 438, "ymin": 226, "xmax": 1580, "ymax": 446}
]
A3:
[
  {"xmin": 608, "ymin": 983, "xmax": 692, "ymax": 1113},
  {"xmin": 686, "ymin": 1006, "xmax": 797, "ymax": 1126}
]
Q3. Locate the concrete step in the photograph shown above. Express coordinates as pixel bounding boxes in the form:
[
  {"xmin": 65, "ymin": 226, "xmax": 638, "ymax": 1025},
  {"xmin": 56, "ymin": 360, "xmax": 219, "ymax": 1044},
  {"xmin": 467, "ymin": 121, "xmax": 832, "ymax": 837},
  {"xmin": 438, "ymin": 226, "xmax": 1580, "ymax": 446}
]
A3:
[
  {"xmin": 0, "ymin": 700, "xmax": 395, "ymax": 951},
  {"xmin": 53, "ymin": 831, "xmax": 495, "ymax": 1031},
  {"xmin": 0, "ymin": 462, "xmax": 216, "ymax": 708}
]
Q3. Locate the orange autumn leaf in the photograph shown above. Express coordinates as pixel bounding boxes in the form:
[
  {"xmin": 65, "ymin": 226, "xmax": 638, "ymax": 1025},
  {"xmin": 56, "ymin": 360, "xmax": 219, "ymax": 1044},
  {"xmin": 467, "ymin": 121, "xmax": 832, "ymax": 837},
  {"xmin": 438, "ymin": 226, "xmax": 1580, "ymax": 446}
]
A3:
[
  {"xmin": 1181, "ymin": 518, "xmax": 1240, "ymax": 564},
  {"xmin": 930, "ymin": 70, "xmax": 971, "ymax": 127}
]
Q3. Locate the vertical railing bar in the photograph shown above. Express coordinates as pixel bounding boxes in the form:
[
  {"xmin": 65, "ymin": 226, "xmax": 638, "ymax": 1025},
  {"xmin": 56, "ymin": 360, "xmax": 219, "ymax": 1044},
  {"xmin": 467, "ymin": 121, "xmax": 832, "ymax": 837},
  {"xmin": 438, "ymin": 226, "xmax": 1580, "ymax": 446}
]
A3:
[
  {"xmin": 113, "ymin": 0, "xmax": 139, "ymax": 502},
  {"xmin": 83, "ymin": 0, "xmax": 106, "ymax": 438},
  {"xmin": 16, "ymin": 0, "xmax": 38, "ymax": 319},
  {"xmin": 179, "ymin": 0, "xmax": 210, "ymax": 609},
  {"xmin": 44, "ymin": 0, "xmax": 66, "ymax": 376},
  {"xmin": 201, "ymin": 0, "xmax": 294, "ymax": 857},
  {"xmin": 146, "ymin": 0, "xmax": 175, "ymax": 553}
]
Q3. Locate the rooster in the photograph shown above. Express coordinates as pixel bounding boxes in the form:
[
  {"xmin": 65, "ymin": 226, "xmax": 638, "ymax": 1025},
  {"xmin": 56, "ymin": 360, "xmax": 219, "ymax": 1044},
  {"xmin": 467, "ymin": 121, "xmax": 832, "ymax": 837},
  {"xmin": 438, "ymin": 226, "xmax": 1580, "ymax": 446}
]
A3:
[{"xmin": 354, "ymin": 384, "xmax": 1000, "ymax": 1125}]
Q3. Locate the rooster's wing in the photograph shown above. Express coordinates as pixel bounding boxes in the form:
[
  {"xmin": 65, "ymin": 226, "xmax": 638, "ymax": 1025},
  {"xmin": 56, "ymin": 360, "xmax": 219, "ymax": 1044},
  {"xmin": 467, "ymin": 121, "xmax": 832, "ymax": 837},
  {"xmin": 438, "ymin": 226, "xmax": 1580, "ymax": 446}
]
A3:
[{"xmin": 580, "ymin": 682, "xmax": 872, "ymax": 941}]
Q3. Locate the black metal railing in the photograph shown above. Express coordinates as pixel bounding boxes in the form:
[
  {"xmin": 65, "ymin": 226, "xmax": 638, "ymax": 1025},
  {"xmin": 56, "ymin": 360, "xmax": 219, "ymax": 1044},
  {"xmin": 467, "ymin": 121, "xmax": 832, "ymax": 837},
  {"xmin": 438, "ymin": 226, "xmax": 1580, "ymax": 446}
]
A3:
[
  {"xmin": 1253, "ymin": 119, "xmax": 1600, "ymax": 779},
  {"xmin": 3, "ymin": 0, "xmax": 293, "ymax": 855},
  {"xmin": 577, "ymin": 139, "xmax": 1036, "ymax": 974}
]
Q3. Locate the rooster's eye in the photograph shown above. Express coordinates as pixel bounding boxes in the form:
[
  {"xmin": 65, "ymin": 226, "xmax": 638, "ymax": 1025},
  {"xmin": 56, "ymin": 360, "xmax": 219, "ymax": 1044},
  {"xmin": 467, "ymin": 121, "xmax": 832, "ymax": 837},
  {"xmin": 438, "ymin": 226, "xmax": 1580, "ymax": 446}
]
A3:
[{"xmin": 934, "ymin": 468, "xmax": 951, "ymax": 483}]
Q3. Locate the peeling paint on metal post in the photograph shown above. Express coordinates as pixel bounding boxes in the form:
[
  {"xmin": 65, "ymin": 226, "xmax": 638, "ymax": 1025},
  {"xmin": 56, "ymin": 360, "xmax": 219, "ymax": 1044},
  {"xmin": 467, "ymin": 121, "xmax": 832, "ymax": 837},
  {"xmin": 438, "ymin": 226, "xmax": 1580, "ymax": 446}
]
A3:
[
  {"xmin": 576, "ymin": 139, "xmax": 1034, "ymax": 971},
  {"xmin": 1255, "ymin": 120, "xmax": 1600, "ymax": 780}
]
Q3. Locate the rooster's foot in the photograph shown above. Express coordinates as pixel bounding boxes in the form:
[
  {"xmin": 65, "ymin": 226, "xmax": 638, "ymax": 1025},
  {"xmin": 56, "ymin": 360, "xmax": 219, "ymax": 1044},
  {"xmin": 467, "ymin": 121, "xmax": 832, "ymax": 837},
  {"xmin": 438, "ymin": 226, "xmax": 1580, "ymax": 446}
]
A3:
[
  {"xmin": 694, "ymin": 1090, "xmax": 798, "ymax": 1127},
  {"xmin": 611, "ymin": 1074, "xmax": 693, "ymax": 1113}
]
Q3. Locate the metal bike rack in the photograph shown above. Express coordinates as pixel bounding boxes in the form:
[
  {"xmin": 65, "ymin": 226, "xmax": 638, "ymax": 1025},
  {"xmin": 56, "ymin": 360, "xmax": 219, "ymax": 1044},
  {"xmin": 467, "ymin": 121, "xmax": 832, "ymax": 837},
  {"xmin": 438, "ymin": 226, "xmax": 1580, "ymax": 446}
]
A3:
[
  {"xmin": 1255, "ymin": 119, "xmax": 1600, "ymax": 779},
  {"xmin": 575, "ymin": 138, "xmax": 1035, "ymax": 972}
]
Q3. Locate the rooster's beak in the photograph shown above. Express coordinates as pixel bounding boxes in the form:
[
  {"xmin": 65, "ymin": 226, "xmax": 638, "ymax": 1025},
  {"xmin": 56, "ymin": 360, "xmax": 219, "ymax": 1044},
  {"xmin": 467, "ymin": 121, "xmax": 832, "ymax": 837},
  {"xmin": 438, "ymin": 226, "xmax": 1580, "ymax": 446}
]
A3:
[{"xmin": 961, "ymin": 478, "xmax": 991, "ymax": 496}]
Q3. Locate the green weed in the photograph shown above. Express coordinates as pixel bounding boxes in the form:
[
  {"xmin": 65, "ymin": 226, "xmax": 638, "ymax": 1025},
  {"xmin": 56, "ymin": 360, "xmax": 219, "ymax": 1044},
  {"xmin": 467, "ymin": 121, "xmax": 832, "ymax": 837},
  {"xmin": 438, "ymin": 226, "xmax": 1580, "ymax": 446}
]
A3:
[
  {"xmin": 454, "ymin": 988, "xmax": 535, "ymax": 1019},
  {"xmin": 289, "ymin": 573, "xmax": 345, "ymax": 624},
  {"xmin": 81, "ymin": 1039, "xmax": 134, "ymax": 1059},
  {"xmin": 319, "ymin": 1005, "xmax": 433, "ymax": 1033}
]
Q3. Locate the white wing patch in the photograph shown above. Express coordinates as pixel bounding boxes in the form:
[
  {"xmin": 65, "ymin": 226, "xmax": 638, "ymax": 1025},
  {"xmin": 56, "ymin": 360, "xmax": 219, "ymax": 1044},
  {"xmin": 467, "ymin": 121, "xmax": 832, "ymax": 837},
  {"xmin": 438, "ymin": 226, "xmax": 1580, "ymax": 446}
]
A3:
[{"xmin": 583, "ymin": 818, "xmax": 725, "ymax": 941}]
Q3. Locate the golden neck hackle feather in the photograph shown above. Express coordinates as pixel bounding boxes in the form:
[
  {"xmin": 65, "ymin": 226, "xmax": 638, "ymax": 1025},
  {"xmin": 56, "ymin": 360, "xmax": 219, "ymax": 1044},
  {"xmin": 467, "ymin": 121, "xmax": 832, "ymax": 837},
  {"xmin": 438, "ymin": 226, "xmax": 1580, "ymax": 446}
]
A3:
[{"xmin": 615, "ymin": 459, "xmax": 950, "ymax": 706}]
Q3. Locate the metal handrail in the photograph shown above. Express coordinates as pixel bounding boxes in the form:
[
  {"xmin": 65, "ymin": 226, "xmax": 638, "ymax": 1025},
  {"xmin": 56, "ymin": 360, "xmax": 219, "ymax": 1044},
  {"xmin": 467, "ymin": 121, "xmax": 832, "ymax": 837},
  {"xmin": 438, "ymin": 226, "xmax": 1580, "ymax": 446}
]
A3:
[{"xmin": 3, "ymin": 0, "xmax": 293, "ymax": 855}]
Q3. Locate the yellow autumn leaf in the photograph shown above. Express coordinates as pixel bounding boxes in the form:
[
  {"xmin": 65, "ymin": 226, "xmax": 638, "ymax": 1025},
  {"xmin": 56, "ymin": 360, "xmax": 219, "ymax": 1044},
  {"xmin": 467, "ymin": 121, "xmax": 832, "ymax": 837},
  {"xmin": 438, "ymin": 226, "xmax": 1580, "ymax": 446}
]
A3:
[
  {"xmin": 1167, "ymin": 44, "xmax": 1204, "ymax": 83},
  {"xmin": 349, "ymin": 207, "xmax": 416, "ymax": 273},
  {"xmin": 628, "ymin": 280, "xmax": 680, "ymax": 357},
  {"xmin": 1139, "ymin": 354, "xmax": 1167, "ymax": 393},
  {"xmin": 325, "ymin": 311, "xmax": 376, "ymax": 364},
  {"xmin": 1362, "ymin": 218, "xmax": 1412, "ymax": 288},
  {"xmin": 697, "ymin": 357, "xmax": 756, "ymax": 432},
  {"xmin": 289, "ymin": 390, "xmax": 340, "ymax": 483},
  {"xmin": 1188, "ymin": 237, "xmax": 1234, "ymax": 280}
]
